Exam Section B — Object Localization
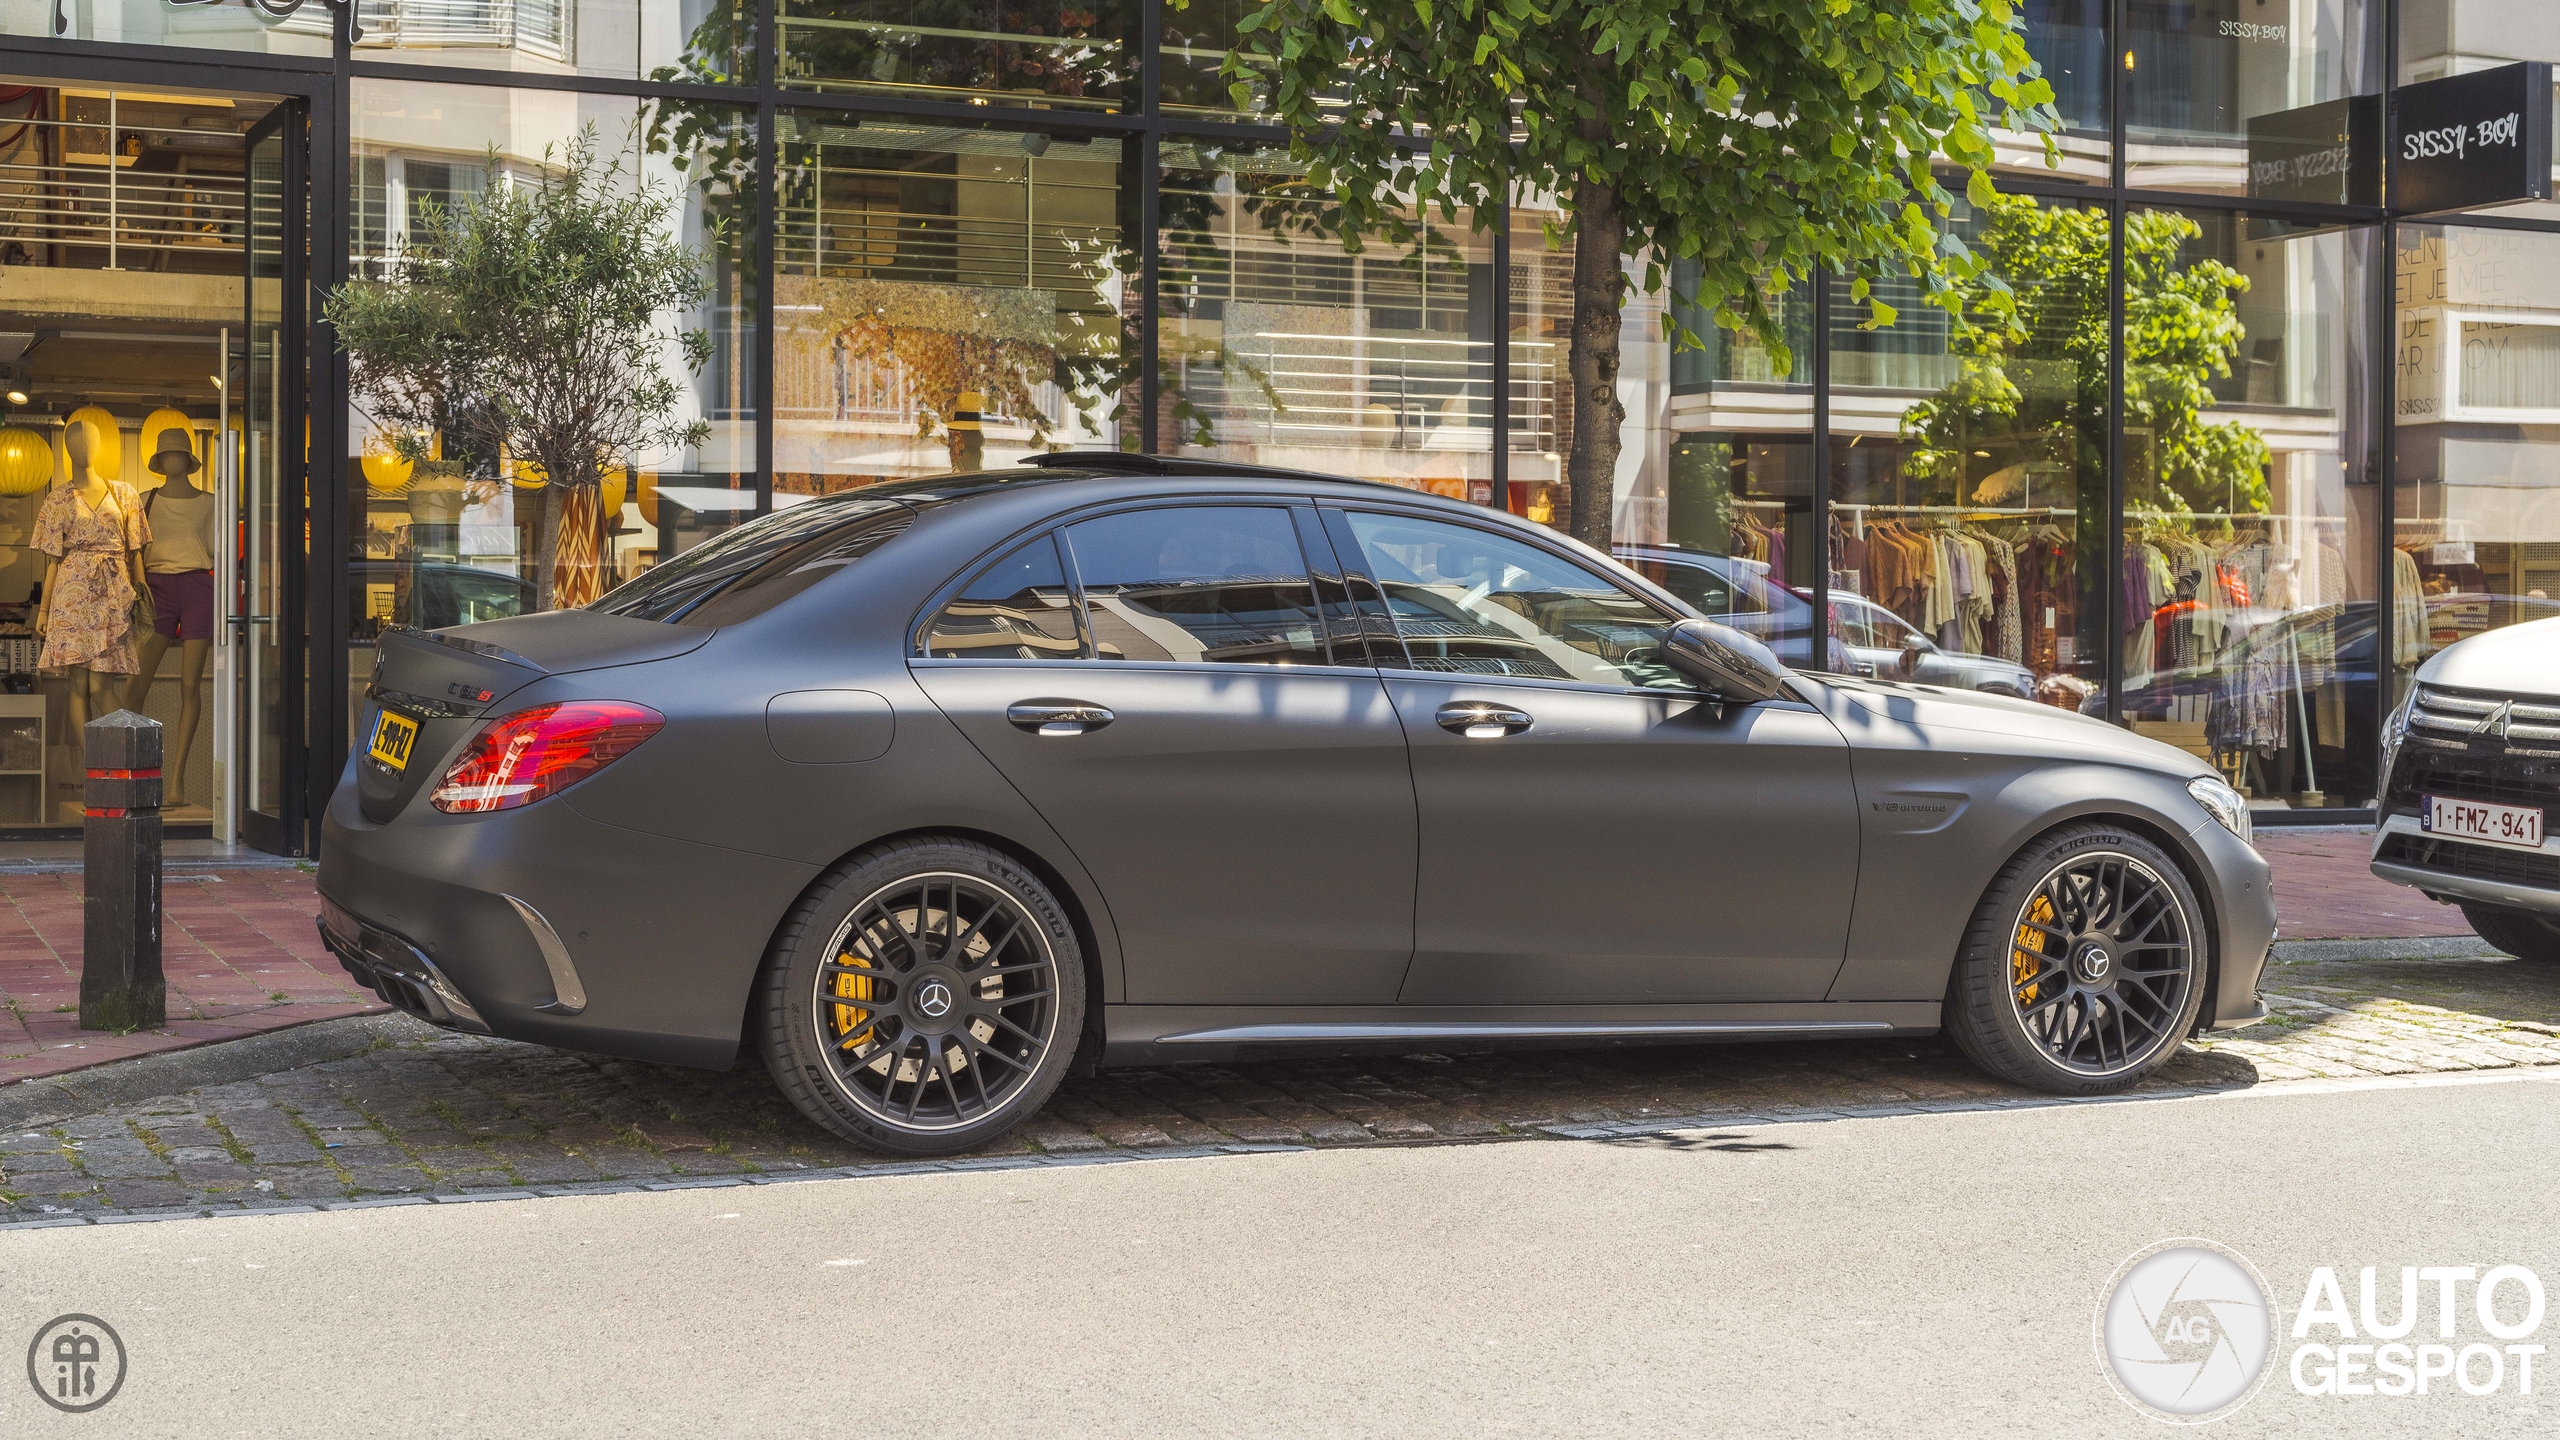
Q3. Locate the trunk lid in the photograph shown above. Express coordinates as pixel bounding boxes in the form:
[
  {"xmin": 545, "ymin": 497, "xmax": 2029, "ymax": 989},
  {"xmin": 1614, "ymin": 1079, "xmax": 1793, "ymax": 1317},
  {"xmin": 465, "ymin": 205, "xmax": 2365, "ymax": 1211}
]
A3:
[{"xmin": 357, "ymin": 610, "xmax": 712, "ymax": 821}]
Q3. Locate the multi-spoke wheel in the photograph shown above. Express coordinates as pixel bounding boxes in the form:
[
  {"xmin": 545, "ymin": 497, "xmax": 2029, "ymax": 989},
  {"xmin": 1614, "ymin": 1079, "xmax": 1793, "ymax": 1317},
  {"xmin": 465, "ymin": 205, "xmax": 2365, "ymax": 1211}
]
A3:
[
  {"xmin": 759, "ymin": 838, "xmax": 1085, "ymax": 1155},
  {"xmin": 1946, "ymin": 824, "xmax": 2208, "ymax": 1095}
]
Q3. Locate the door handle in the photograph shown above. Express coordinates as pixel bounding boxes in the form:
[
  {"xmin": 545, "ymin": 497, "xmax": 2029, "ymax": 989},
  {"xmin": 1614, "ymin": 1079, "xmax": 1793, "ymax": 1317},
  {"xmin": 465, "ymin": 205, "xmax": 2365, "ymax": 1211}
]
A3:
[
  {"xmin": 1007, "ymin": 700, "xmax": 1115, "ymax": 736},
  {"xmin": 1436, "ymin": 702, "xmax": 1533, "ymax": 738}
]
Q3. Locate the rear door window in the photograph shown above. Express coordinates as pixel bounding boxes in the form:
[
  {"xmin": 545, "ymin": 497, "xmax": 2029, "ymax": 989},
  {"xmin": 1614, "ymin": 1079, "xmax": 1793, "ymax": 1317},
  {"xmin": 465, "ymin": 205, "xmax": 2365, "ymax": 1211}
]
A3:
[{"xmin": 1062, "ymin": 506, "xmax": 1329, "ymax": 666}]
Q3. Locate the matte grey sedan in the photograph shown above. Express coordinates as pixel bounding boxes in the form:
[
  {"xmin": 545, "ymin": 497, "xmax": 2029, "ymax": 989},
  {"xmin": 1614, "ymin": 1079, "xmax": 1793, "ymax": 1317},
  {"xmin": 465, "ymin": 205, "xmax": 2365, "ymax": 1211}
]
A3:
[{"xmin": 320, "ymin": 455, "xmax": 2276, "ymax": 1155}]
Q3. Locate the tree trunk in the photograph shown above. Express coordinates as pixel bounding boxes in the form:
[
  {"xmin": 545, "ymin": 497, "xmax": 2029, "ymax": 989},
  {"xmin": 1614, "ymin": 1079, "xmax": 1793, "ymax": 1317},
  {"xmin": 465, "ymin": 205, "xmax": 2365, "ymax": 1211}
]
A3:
[
  {"xmin": 532, "ymin": 484, "xmax": 560, "ymax": 613},
  {"xmin": 1565, "ymin": 172, "xmax": 1627, "ymax": 551}
]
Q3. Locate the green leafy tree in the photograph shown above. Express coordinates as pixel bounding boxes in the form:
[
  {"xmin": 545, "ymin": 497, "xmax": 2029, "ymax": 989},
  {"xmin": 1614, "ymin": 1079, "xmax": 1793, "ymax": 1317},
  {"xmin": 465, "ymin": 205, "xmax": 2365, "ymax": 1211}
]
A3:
[
  {"xmin": 1901, "ymin": 197, "xmax": 2267, "ymax": 517},
  {"xmin": 1216, "ymin": 0, "xmax": 2058, "ymax": 545},
  {"xmin": 325, "ymin": 129, "xmax": 715, "ymax": 610}
]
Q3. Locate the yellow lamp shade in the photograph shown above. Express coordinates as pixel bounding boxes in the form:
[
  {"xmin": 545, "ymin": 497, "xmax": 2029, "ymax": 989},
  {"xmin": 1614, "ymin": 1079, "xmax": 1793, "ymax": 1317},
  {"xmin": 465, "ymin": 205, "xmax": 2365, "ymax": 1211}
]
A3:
[
  {"xmin": 511, "ymin": 458, "xmax": 547, "ymax": 490},
  {"xmin": 0, "ymin": 426, "xmax": 52, "ymax": 495},
  {"xmin": 636, "ymin": 470, "xmax": 658, "ymax": 527},
  {"xmin": 599, "ymin": 466, "xmax": 628, "ymax": 517},
  {"xmin": 361, "ymin": 431, "xmax": 415, "ymax": 496},
  {"xmin": 65, "ymin": 405, "xmax": 119, "ymax": 481}
]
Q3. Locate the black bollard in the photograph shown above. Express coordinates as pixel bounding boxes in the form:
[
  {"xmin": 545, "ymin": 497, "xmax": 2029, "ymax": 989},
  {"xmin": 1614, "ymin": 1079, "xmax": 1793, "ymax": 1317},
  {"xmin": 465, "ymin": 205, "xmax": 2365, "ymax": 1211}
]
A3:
[{"xmin": 79, "ymin": 710, "xmax": 163, "ymax": 1032}]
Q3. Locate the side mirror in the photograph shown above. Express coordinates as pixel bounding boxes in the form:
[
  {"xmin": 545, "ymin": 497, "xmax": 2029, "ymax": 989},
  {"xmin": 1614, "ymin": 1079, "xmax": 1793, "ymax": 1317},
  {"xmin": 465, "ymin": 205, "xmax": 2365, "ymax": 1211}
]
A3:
[
  {"xmin": 1899, "ymin": 633, "xmax": 1937, "ymax": 677},
  {"xmin": 1662, "ymin": 619, "xmax": 1791, "ymax": 703}
]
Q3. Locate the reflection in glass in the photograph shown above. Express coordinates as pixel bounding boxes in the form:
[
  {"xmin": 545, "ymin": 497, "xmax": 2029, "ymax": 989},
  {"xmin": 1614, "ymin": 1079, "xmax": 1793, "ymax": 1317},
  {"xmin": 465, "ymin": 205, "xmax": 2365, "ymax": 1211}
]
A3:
[
  {"xmin": 2115, "ymin": 210, "xmax": 2376, "ymax": 811},
  {"xmin": 0, "ymin": 0, "xmax": 331, "ymax": 55},
  {"xmin": 1615, "ymin": 265, "xmax": 1818, "ymax": 667},
  {"xmin": 774, "ymin": 117, "xmax": 1128, "ymax": 491},
  {"xmin": 1829, "ymin": 194, "xmax": 2109, "ymax": 711},
  {"xmin": 2394, "ymin": 225, "xmax": 2560, "ymax": 668},
  {"xmin": 1344, "ymin": 511, "xmax": 1684, "ymax": 690},
  {"xmin": 778, "ymin": 0, "xmax": 1134, "ymax": 110},
  {"xmin": 346, "ymin": 76, "xmax": 759, "ymax": 715},
  {"xmin": 1995, "ymin": 0, "xmax": 2110, "ymax": 184},
  {"xmin": 2125, "ymin": 0, "xmax": 2381, "ymax": 194},
  {"xmin": 1064, "ymin": 506, "xmax": 1325, "ymax": 665},
  {"xmin": 1158, "ymin": 143, "xmax": 1493, "ymax": 499},
  {"xmin": 927, "ymin": 535, "xmax": 1086, "ymax": 658}
]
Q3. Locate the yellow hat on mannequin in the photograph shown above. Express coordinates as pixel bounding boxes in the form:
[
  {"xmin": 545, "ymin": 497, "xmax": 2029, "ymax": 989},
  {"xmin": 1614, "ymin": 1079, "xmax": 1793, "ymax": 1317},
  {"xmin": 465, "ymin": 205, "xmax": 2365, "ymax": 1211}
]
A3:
[
  {"xmin": 140, "ymin": 407, "xmax": 195, "ymax": 488},
  {"xmin": 65, "ymin": 405, "xmax": 119, "ymax": 481}
]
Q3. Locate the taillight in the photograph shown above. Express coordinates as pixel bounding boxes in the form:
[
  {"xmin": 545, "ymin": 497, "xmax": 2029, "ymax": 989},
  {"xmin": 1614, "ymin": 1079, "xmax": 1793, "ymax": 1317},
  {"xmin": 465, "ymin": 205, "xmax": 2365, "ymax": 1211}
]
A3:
[{"xmin": 429, "ymin": 701, "xmax": 665, "ymax": 814}]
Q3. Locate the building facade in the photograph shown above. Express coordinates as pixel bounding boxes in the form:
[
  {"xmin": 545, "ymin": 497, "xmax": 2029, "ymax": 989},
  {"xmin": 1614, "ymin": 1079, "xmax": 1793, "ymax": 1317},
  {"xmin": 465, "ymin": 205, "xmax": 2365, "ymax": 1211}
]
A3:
[{"xmin": 0, "ymin": 0, "xmax": 2550, "ymax": 852}]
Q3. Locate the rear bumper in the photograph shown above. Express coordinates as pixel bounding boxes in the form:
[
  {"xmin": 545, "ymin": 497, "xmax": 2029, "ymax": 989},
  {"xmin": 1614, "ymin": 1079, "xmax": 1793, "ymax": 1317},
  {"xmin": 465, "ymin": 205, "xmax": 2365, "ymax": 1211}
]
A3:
[
  {"xmin": 318, "ymin": 768, "xmax": 822, "ymax": 1071},
  {"xmin": 318, "ymin": 897, "xmax": 490, "ymax": 1033}
]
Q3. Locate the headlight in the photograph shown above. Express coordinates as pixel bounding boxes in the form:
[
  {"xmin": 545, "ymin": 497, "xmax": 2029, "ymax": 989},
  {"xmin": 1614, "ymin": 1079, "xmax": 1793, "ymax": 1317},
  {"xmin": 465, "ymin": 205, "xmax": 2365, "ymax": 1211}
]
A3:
[
  {"xmin": 2187, "ymin": 774, "xmax": 2252, "ymax": 846},
  {"xmin": 2379, "ymin": 684, "xmax": 2418, "ymax": 784}
]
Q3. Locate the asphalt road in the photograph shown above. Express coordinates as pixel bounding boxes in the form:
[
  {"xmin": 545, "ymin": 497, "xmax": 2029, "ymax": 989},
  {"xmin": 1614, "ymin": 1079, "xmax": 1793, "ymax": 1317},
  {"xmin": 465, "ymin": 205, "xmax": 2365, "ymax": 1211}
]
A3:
[{"xmin": 6, "ymin": 1070, "xmax": 2556, "ymax": 1438}]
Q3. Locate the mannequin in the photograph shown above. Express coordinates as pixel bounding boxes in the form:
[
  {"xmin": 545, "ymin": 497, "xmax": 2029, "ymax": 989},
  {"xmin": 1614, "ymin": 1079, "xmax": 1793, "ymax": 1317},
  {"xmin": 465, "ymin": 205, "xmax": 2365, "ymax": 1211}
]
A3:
[
  {"xmin": 127, "ymin": 427, "xmax": 217, "ymax": 801},
  {"xmin": 33, "ymin": 418, "xmax": 148, "ymax": 734}
]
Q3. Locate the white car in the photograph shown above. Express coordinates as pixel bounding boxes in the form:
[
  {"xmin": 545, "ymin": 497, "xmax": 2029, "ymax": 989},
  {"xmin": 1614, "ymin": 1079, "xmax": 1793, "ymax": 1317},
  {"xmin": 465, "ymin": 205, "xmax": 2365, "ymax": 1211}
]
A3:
[{"xmin": 2370, "ymin": 614, "xmax": 2560, "ymax": 961}]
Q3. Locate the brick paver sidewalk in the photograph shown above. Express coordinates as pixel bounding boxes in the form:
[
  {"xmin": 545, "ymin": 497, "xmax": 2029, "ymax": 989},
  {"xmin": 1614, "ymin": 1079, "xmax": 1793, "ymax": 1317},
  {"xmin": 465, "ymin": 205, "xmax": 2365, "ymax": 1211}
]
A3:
[
  {"xmin": 2257, "ymin": 828, "xmax": 2467, "ymax": 940},
  {"xmin": 0, "ymin": 869, "xmax": 383, "ymax": 1084}
]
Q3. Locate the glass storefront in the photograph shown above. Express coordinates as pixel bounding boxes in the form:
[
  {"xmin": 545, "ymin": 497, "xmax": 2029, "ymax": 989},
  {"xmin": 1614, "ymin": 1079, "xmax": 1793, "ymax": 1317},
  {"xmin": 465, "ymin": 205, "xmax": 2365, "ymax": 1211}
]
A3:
[{"xmin": 0, "ymin": 0, "xmax": 2550, "ymax": 847}]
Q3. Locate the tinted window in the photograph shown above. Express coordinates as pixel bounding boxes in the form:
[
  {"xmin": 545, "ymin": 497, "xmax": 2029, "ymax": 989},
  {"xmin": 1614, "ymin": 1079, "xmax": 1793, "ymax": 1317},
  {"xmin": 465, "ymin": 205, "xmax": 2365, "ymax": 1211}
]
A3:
[
  {"xmin": 920, "ymin": 535, "xmax": 1085, "ymax": 660},
  {"xmin": 1064, "ymin": 507, "xmax": 1328, "ymax": 666},
  {"xmin": 591, "ymin": 496, "xmax": 913, "ymax": 626},
  {"xmin": 1344, "ymin": 512, "xmax": 1684, "ymax": 690}
]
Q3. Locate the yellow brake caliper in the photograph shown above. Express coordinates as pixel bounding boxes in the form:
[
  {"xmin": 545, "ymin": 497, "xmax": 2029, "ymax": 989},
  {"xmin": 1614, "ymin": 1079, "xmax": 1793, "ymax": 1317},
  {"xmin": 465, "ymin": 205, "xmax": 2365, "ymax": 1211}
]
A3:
[
  {"xmin": 2013, "ymin": 895, "xmax": 2055, "ymax": 1004},
  {"xmin": 833, "ymin": 950, "xmax": 875, "ymax": 1049}
]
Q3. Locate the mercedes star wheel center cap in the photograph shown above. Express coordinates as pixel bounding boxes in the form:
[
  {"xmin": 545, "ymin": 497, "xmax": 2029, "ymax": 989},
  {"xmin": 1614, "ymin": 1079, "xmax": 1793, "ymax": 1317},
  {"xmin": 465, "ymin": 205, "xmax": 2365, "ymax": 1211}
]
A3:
[
  {"xmin": 2075, "ymin": 943, "xmax": 2112, "ymax": 983},
  {"xmin": 915, "ymin": 980, "xmax": 955, "ymax": 1019}
]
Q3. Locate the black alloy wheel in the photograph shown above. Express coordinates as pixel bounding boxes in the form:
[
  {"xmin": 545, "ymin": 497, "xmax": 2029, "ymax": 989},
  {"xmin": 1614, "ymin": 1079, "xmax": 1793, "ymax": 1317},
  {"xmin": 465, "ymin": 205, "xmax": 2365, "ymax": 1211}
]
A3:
[
  {"xmin": 1947, "ymin": 823, "xmax": 2209, "ymax": 1095},
  {"xmin": 760, "ymin": 838, "xmax": 1085, "ymax": 1155}
]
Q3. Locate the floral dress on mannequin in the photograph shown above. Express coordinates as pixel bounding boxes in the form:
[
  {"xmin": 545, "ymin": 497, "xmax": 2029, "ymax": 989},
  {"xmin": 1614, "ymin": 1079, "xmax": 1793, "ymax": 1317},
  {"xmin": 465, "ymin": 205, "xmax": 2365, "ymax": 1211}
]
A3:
[{"xmin": 34, "ymin": 480, "xmax": 150, "ymax": 673}]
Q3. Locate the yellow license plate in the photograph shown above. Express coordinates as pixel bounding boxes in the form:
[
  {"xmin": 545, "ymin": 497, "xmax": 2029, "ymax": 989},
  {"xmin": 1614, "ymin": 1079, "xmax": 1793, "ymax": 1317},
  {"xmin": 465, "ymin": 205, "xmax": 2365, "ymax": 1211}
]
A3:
[{"xmin": 369, "ymin": 708, "xmax": 421, "ymax": 772}]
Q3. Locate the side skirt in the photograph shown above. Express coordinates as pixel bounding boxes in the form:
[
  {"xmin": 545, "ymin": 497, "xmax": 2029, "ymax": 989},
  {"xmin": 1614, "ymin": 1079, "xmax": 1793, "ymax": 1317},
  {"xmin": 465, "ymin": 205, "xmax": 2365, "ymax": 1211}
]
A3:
[{"xmin": 1100, "ymin": 1003, "xmax": 1941, "ymax": 1067}]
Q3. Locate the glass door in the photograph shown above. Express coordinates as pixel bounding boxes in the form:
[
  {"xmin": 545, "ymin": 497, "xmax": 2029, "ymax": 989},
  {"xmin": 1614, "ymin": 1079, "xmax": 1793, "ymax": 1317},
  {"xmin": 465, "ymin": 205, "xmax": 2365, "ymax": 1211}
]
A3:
[{"xmin": 236, "ymin": 105, "xmax": 305, "ymax": 854}]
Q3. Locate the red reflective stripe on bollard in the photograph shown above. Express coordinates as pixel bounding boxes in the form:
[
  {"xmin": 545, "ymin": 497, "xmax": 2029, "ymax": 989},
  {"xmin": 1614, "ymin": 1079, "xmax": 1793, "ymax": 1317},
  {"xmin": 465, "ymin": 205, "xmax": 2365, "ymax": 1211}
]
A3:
[
  {"xmin": 83, "ymin": 807, "xmax": 128, "ymax": 818},
  {"xmin": 84, "ymin": 768, "xmax": 160, "ymax": 780}
]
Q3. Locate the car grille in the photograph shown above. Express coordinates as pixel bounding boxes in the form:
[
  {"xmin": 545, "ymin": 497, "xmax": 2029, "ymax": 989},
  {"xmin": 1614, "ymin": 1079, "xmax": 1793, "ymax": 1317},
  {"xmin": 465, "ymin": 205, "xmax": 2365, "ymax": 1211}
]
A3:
[
  {"xmin": 2383, "ymin": 684, "xmax": 2560, "ymax": 827},
  {"xmin": 2375, "ymin": 832, "xmax": 2560, "ymax": 891},
  {"xmin": 2403, "ymin": 685, "xmax": 2560, "ymax": 748}
]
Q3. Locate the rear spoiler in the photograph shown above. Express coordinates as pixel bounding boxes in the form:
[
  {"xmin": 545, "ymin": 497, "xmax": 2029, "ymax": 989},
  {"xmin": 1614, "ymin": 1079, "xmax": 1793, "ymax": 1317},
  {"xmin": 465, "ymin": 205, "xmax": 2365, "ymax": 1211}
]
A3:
[{"xmin": 379, "ymin": 623, "xmax": 546, "ymax": 674}]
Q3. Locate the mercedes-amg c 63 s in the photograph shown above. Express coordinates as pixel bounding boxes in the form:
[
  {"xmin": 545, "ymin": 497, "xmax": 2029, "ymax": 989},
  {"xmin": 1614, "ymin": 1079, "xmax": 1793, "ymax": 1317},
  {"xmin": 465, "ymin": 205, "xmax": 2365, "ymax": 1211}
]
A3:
[{"xmin": 319, "ymin": 455, "xmax": 2275, "ymax": 1155}]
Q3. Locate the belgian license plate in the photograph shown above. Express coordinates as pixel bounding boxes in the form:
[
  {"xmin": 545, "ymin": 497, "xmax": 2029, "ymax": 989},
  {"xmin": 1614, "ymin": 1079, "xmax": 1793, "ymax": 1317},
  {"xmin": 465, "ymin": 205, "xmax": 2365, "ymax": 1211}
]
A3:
[
  {"xmin": 368, "ymin": 708, "xmax": 421, "ymax": 773},
  {"xmin": 2422, "ymin": 794, "xmax": 2545, "ymax": 851}
]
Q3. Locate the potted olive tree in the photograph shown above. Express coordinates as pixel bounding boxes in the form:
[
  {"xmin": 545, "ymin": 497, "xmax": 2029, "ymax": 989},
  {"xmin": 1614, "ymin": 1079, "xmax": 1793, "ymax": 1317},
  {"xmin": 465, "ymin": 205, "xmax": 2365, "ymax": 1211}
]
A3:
[{"xmin": 326, "ymin": 128, "xmax": 715, "ymax": 610}]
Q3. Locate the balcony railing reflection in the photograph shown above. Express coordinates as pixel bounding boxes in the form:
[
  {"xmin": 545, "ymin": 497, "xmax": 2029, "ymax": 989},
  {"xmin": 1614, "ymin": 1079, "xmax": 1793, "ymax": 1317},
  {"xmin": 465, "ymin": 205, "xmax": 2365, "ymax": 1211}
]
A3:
[{"xmin": 354, "ymin": 0, "xmax": 574, "ymax": 63}]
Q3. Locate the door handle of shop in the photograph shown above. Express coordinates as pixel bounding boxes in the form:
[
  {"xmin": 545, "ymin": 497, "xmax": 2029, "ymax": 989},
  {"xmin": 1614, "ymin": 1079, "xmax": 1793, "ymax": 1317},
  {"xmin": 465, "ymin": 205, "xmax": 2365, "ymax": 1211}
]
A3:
[
  {"xmin": 1007, "ymin": 700, "xmax": 1115, "ymax": 736},
  {"xmin": 1436, "ymin": 702, "xmax": 1533, "ymax": 739}
]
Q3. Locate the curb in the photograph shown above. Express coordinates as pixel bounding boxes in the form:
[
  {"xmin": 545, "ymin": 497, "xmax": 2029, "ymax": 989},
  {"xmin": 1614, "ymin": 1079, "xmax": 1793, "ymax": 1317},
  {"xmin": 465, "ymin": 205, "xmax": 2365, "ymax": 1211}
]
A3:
[
  {"xmin": 0, "ymin": 1011, "xmax": 437, "ymax": 1130},
  {"xmin": 2270, "ymin": 936, "xmax": 2500, "ymax": 962}
]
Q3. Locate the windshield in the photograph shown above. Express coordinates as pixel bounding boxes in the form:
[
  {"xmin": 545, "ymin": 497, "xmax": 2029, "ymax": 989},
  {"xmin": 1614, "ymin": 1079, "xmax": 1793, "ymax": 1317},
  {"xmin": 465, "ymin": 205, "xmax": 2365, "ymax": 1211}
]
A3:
[{"xmin": 590, "ymin": 496, "xmax": 915, "ymax": 626}]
